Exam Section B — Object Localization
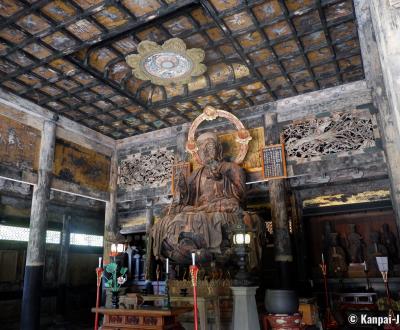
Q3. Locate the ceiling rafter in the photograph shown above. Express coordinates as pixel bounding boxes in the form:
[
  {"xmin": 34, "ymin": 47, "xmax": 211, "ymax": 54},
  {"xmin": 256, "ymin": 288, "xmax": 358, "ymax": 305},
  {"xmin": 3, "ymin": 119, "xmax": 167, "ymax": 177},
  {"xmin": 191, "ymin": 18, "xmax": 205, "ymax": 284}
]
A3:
[
  {"xmin": 199, "ymin": 0, "xmax": 278, "ymax": 100},
  {"xmin": 0, "ymin": 0, "xmax": 198, "ymax": 83},
  {"xmin": 0, "ymin": 0, "xmax": 365, "ymax": 138},
  {"xmin": 0, "ymin": 0, "xmax": 53, "ymax": 31}
]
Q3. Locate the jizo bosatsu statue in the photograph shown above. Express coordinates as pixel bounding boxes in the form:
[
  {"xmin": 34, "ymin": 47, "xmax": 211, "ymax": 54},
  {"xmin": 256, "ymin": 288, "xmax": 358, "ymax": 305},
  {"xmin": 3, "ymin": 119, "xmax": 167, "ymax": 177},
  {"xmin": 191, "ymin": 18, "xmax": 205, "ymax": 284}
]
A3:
[{"xmin": 150, "ymin": 106, "xmax": 262, "ymax": 266}]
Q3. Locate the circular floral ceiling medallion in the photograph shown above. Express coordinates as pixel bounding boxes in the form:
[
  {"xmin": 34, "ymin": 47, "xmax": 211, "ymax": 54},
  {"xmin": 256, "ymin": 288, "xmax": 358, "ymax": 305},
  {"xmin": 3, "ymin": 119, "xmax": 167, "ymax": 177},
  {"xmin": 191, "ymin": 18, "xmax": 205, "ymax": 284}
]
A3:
[{"xmin": 126, "ymin": 38, "xmax": 206, "ymax": 86}]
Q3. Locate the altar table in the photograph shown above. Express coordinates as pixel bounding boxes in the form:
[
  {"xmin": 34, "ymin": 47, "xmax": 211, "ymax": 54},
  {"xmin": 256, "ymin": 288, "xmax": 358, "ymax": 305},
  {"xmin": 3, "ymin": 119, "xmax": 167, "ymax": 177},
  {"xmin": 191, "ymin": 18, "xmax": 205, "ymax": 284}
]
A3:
[
  {"xmin": 91, "ymin": 307, "xmax": 191, "ymax": 330},
  {"xmin": 141, "ymin": 295, "xmax": 222, "ymax": 330}
]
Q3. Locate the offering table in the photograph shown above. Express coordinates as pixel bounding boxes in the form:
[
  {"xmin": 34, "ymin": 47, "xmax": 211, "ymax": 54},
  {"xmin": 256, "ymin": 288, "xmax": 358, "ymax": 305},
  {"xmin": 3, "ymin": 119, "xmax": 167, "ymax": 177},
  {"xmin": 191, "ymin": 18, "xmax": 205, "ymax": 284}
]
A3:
[
  {"xmin": 91, "ymin": 306, "xmax": 191, "ymax": 330},
  {"xmin": 141, "ymin": 294, "xmax": 222, "ymax": 330}
]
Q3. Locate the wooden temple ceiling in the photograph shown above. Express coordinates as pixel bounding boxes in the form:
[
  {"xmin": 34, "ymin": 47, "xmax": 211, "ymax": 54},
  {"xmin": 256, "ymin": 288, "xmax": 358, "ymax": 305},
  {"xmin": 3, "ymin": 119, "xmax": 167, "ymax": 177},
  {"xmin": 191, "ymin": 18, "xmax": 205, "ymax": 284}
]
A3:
[{"xmin": 0, "ymin": 0, "xmax": 364, "ymax": 139}]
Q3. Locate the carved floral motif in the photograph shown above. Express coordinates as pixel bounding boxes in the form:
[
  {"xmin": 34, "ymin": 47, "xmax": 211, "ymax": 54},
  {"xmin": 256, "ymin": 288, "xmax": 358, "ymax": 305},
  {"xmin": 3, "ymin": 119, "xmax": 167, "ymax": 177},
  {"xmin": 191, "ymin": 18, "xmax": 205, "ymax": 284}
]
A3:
[
  {"xmin": 144, "ymin": 316, "xmax": 158, "ymax": 325},
  {"xmin": 126, "ymin": 38, "xmax": 206, "ymax": 86},
  {"xmin": 118, "ymin": 148, "xmax": 174, "ymax": 190},
  {"xmin": 283, "ymin": 113, "xmax": 375, "ymax": 159}
]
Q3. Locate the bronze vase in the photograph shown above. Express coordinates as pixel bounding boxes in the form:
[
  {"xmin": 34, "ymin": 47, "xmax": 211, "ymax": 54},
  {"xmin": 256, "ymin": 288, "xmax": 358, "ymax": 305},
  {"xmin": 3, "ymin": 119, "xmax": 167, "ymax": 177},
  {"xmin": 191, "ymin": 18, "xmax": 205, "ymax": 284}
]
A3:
[
  {"xmin": 265, "ymin": 289, "xmax": 299, "ymax": 314},
  {"xmin": 111, "ymin": 291, "xmax": 119, "ymax": 309}
]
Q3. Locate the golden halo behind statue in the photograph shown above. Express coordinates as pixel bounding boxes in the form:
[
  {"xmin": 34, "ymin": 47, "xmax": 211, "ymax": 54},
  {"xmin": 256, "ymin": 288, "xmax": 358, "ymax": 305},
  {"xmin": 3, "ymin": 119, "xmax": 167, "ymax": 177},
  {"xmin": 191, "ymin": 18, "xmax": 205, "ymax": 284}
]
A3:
[{"xmin": 186, "ymin": 106, "xmax": 252, "ymax": 165}]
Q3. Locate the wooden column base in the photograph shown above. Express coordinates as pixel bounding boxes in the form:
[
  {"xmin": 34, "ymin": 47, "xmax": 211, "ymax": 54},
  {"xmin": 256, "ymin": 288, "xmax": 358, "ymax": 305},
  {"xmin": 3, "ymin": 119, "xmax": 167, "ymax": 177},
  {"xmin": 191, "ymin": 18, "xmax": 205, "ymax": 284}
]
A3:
[{"xmin": 21, "ymin": 265, "xmax": 44, "ymax": 330}]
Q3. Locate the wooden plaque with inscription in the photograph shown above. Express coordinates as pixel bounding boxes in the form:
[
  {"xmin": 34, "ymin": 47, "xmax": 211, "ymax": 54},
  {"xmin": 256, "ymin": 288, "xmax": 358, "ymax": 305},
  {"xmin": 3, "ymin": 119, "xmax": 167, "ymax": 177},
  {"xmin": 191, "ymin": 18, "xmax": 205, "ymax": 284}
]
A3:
[{"xmin": 261, "ymin": 144, "xmax": 287, "ymax": 179}]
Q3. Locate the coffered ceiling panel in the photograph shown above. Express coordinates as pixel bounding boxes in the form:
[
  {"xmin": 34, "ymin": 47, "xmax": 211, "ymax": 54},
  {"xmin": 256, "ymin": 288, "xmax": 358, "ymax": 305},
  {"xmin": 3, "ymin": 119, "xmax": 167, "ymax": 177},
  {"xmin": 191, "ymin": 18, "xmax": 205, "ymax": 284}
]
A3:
[{"xmin": 0, "ymin": 0, "xmax": 364, "ymax": 139}]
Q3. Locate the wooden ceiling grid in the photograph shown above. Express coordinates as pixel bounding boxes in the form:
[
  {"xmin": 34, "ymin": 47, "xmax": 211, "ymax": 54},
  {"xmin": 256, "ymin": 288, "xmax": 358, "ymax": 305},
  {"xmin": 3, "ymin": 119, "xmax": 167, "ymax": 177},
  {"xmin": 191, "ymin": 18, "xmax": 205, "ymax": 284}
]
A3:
[{"xmin": 0, "ymin": 0, "xmax": 364, "ymax": 139}]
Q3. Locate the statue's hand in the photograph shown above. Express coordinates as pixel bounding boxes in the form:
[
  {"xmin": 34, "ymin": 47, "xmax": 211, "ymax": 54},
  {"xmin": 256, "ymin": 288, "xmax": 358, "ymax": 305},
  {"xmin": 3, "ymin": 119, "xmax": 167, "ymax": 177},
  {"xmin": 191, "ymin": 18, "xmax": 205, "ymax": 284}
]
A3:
[
  {"xmin": 206, "ymin": 160, "xmax": 222, "ymax": 180},
  {"xmin": 182, "ymin": 205, "xmax": 195, "ymax": 212}
]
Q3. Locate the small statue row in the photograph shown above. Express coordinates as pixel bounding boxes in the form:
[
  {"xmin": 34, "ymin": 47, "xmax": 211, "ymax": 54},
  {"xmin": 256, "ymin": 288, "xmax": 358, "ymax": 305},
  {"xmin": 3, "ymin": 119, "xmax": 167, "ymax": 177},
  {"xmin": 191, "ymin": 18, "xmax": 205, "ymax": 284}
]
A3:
[{"xmin": 322, "ymin": 222, "xmax": 398, "ymax": 276}]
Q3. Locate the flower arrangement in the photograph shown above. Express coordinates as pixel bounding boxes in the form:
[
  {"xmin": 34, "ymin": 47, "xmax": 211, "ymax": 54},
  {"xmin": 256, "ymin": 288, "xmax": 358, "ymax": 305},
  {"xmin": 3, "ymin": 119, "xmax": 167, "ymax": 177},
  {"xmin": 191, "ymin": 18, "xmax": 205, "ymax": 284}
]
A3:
[{"xmin": 103, "ymin": 262, "xmax": 127, "ymax": 293}]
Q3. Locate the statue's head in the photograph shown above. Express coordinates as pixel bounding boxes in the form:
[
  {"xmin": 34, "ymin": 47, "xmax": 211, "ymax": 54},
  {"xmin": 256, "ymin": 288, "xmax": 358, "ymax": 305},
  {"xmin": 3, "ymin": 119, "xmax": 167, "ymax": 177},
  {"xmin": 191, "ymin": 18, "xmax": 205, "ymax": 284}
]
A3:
[
  {"xmin": 370, "ymin": 231, "xmax": 380, "ymax": 243},
  {"xmin": 383, "ymin": 223, "xmax": 390, "ymax": 232},
  {"xmin": 329, "ymin": 233, "xmax": 339, "ymax": 246},
  {"xmin": 197, "ymin": 132, "xmax": 223, "ymax": 163}
]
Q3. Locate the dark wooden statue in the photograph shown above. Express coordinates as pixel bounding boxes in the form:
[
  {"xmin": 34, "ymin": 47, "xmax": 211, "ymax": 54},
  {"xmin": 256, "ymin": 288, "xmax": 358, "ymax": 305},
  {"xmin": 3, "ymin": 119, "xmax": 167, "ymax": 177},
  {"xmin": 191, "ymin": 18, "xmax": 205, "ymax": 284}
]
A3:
[
  {"xmin": 381, "ymin": 223, "xmax": 399, "ymax": 264},
  {"xmin": 327, "ymin": 233, "xmax": 348, "ymax": 277},
  {"xmin": 151, "ymin": 132, "xmax": 247, "ymax": 265},
  {"xmin": 367, "ymin": 231, "xmax": 387, "ymax": 273},
  {"xmin": 347, "ymin": 224, "xmax": 364, "ymax": 264}
]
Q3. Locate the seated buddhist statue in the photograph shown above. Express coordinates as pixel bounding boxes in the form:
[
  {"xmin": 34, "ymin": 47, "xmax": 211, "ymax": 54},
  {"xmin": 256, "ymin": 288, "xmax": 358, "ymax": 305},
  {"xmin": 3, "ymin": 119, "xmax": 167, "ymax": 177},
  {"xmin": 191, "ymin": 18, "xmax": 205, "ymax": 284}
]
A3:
[
  {"xmin": 151, "ymin": 132, "xmax": 247, "ymax": 265},
  {"xmin": 347, "ymin": 223, "xmax": 364, "ymax": 264},
  {"xmin": 327, "ymin": 233, "xmax": 348, "ymax": 277}
]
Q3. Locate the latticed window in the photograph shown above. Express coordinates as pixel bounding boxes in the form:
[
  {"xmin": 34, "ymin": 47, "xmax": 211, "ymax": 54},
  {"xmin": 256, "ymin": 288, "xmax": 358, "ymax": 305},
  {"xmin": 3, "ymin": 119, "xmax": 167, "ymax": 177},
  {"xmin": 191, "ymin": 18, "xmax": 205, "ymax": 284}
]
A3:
[
  {"xmin": 0, "ymin": 225, "xmax": 61, "ymax": 244},
  {"xmin": 70, "ymin": 233, "xmax": 103, "ymax": 247},
  {"xmin": 0, "ymin": 225, "xmax": 103, "ymax": 247},
  {"xmin": 46, "ymin": 230, "xmax": 61, "ymax": 244},
  {"xmin": 0, "ymin": 225, "xmax": 30, "ymax": 242}
]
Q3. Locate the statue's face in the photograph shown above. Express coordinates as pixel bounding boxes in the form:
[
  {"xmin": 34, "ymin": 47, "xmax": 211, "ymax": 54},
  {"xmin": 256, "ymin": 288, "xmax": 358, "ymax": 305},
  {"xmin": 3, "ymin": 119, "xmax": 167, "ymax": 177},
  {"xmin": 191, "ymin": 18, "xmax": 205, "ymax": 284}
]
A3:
[
  {"xmin": 205, "ymin": 141, "xmax": 217, "ymax": 160},
  {"xmin": 203, "ymin": 140, "xmax": 218, "ymax": 162}
]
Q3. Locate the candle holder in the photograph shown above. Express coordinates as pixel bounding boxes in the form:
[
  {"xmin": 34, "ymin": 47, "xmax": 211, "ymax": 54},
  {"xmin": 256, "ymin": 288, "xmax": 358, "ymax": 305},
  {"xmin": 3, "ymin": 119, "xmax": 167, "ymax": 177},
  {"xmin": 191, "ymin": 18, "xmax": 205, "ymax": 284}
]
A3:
[
  {"xmin": 94, "ymin": 266, "xmax": 104, "ymax": 330},
  {"xmin": 363, "ymin": 261, "xmax": 371, "ymax": 291},
  {"xmin": 190, "ymin": 265, "xmax": 199, "ymax": 330},
  {"xmin": 320, "ymin": 260, "xmax": 338, "ymax": 329},
  {"xmin": 164, "ymin": 272, "xmax": 171, "ymax": 309},
  {"xmin": 156, "ymin": 264, "xmax": 161, "ymax": 295}
]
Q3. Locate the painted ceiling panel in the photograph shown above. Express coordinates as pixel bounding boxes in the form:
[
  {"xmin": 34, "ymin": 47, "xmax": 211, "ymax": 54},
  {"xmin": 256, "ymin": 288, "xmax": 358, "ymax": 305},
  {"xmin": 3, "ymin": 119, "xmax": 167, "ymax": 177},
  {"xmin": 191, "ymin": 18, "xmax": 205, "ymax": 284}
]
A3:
[{"xmin": 0, "ymin": 0, "xmax": 365, "ymax": 139}]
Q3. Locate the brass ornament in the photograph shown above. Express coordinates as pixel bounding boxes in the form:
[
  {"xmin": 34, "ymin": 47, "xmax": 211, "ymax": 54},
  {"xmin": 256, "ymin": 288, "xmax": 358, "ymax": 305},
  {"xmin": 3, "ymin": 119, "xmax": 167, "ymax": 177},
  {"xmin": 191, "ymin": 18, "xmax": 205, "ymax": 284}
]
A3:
[{"xmin": 125, "ymin": 38, "xmax": 206, "ymax": 86}]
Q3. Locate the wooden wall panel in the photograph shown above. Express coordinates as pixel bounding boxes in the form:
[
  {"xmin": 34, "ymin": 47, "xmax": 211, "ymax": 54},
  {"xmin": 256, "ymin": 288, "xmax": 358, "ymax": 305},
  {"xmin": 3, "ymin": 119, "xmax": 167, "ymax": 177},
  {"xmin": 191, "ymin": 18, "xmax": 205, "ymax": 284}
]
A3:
[
  {"xmin": 0, "ymin": 114, "xmax": 40, "ymax": 171},
  {"xmin": 54, "ymin": 139, "xmax": 111, "ymax": 192}
]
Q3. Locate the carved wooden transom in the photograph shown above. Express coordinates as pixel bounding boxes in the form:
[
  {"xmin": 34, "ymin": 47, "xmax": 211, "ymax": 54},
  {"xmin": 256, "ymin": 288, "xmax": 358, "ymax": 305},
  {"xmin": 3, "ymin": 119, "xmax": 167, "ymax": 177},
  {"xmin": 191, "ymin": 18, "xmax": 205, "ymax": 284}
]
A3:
[{"xmin": 282, "ymin": 112, "xmax": 375, "ymax": 159}]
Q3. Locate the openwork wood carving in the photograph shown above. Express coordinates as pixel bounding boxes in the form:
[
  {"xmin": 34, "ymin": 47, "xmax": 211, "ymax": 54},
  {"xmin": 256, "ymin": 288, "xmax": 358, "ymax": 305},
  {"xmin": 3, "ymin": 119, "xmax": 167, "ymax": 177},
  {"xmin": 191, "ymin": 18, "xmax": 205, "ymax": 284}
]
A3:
[
  {"xmin": 389, "ymin": 0, "xmax": 400, "ymax": 8},
  {"xmin": 282, "ymin": 113, "xmax": 375, "ymax": 159},
  {"xmin": 118, "ymin": 148, "xmax": 174, "ymax": 190}
]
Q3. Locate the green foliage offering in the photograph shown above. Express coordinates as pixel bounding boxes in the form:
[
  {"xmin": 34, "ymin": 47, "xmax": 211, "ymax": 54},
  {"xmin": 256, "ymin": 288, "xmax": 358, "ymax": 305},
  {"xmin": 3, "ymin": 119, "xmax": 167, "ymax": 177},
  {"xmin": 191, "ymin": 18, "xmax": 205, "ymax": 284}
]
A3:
[
  {"xmin": 377, "ymin": 297, "xmax": 400, "ymax": 311},
  {"xmin": 103, "ymin": 262, "xmax": 128, "ymax": 292}
]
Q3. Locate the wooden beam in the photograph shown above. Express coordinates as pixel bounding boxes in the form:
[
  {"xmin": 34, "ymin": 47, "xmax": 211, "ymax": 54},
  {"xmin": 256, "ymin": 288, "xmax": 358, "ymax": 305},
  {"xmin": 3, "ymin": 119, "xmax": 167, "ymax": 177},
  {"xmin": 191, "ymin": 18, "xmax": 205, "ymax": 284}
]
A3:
[
  {"xmin": 298, "ymin": 178, "xmax": 391, "ymax": 201},
  {"xmin": 0, "ymin": 88, "xmax": 115, "ymax": 156},
  {"xmin": 0, "ymin": 165, "xmax": 109, "ymax": 202},
  {"xmin": 117, "ymin": 123, "xmax": 190, "ymax": 150},
  {"xmin": 237, "ymin": 80, "xmax": 372, "ymax": 122},
  {"xmin": 117, "ymin": 81, "xmax": 371, "ymax": 151}
]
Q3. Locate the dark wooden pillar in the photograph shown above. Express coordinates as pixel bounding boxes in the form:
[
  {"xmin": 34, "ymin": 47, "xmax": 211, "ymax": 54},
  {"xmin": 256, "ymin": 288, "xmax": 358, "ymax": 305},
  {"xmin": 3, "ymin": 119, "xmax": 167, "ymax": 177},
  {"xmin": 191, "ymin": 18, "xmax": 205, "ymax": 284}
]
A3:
[
  {"xmin": 354, "ymin": 0, "xmax": 400, "ymax": 235},
  {"xmin": 21, "ymin": 119, "xmax": 56, "ymax": 330},
  {"xmin": 290, "ymin": 191, "xmax": 307, "ymax": 283},
  {"xmin": 264, "ymin": 113, "xmax": 293, "ymax": 288},
  {"xmin": 56, "ymin": 213, "xmax": 71, "ymax": 316},
  {"xmin": 104, "ymin": 151, "xmax": 118, "ymax": 264},
  {"xmin": 144, "ymin": 199, "xmax": 154, "ymax": 280}
]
